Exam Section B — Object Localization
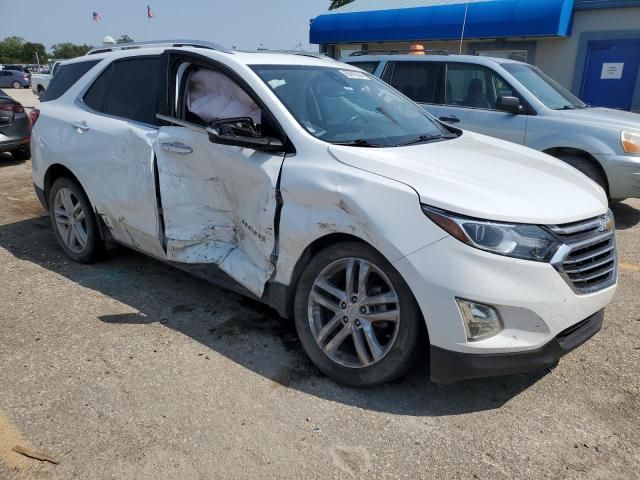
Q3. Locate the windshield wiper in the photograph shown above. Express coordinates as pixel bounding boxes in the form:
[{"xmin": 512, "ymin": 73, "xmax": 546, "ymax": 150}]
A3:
[
  {"xmin": 395, "ymin": 133, "xmax": 457, "ymax": 147},
  {"xmin": 553, "ymin": 105, "xmax": 576, "ymax": 110},
  {"xmin": 332, "ymin": 139, "xmax": 385, "ymax": 148}
]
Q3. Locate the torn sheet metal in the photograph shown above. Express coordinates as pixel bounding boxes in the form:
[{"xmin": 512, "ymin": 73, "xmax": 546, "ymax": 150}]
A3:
[{"xmin": 154, "ymin": 126, "xmax": 283, "ymax": 297}]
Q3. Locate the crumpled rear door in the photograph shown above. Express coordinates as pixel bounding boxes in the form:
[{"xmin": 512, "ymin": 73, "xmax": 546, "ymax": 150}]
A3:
[{"xmin": 154, "ymin": 126, "xmax": 284, "ymax": 297}]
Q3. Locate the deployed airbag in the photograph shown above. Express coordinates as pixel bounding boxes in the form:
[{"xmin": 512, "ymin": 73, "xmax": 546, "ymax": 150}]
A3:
[{"xmin": 187, "ymin": 69, "xmax": 261, "ymax": 125}]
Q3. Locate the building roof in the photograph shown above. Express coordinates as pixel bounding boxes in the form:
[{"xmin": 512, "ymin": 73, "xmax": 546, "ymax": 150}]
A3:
[
  {"xmin": 311, "ymin": 0, "xmax": 575, "ymax": 44},
  {"xmin": 328, "ymin": 0, "xmax": 492, "ymax": 14}
]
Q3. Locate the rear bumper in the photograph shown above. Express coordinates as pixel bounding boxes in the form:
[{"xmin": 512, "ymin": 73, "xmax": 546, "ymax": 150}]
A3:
[
  {"xmin": 0, "ymin": 138, "xmax": 29, "ymax": 152},
  {"xmin": 430, "ymin": 309, "xmax": 604, "ymax": 384}
]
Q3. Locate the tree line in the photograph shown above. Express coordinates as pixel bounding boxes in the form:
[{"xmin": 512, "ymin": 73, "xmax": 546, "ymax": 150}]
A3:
[{"xmin": 0, "ymin": 35, "xmax": 134, "ymax": 64}]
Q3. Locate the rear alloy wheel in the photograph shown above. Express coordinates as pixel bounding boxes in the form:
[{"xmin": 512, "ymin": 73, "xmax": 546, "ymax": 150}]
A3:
[
  {"xmin": 49, "ymin": 178, "xmax": 103, "ymax": 263},
  {"xmin": 12, "ymin": 81, "xmax": 22, "ymax": 89},
  {"xmin": 294, "ymin": 242, "xmax": 423, "ymax": 386}
]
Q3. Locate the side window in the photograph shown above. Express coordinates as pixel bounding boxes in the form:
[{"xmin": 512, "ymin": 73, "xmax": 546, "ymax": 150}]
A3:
[
  {"xmin": 83, "ymin": 65, "xmax": 113, "ymax": 112},
  {"xmin": 181, "ymin": 67, "xmax": 262, "ymax": 128},
  {"xmin": 347, "ymin": 61, "xmax": 379, "ymax": 74},
  {"xmin": 103, "ymin": 57, "xmax": 161, "ymax": 125},
  {"xmin": 386, "ymin": 62, "xmax": 442, "ymax": 104},
  {"xmin": 42, "ymin": 60, "xmax": 100, "ymax": 102},
  {"xmin": 445, "ymin": 64, "xmax": 515, "ymax": 110}
]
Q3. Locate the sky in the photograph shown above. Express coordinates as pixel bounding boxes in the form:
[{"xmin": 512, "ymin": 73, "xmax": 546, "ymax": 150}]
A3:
[{"xmin": 0, "ymin": 0, "xmax": 332, "ymax": 51}]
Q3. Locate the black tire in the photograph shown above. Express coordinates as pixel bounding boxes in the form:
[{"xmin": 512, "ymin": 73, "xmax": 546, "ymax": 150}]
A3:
[
  {"xmin": 294, "ymin": 242, "xmax": 423, "ymax": 387},
  {"xmin": 556, "ymin": 154, "xmax": 607, "ymax": 193},
  {"xmin": 37, "ymin": 86, "xmax": 45, "ymax": 98},
  {"xmin": 11, "ymin": 147, "xmax": 30, "ymax": 160},
  {"xmin": 12, "ymin": 81, "xmax": 22, "ymax": 89},
  {"xmin": 48, "ymin": 177, "xmax": 103, "ymax": 263}
]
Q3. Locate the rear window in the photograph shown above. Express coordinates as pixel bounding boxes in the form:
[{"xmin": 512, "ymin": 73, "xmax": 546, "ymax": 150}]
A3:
[
  {"xmin": 42, "ymin": 60, "xmax": 100, "ymax": 102},
  {"xmin": 384, "ymin": 62, "xmax": 443, "ymax": 104},
  {"xmin": 83, "ymin": 57, "xmax": 160, "ymax": 125}
]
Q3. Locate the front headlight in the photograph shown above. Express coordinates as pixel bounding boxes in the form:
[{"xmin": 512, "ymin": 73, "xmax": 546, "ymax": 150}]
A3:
[
  {"xmin": 621, "ymin": 130, "xmax": 640, "ymax": 154},
  {"xmin": 422, "ymin": 206, "xmax": 560, "ymax": 262}
]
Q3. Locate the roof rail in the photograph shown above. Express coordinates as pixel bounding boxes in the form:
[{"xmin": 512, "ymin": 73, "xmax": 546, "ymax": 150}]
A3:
[
  {"xmin": 241, "ymin": 49, "xmax": 335, "ymax": 60},
  {"xmin": 349, "ymin": 49, "xmax": 453, "ymax": 57},
  {"xmin": 86, "ymin": 39, "xmax": 230, "ymax": 55}
]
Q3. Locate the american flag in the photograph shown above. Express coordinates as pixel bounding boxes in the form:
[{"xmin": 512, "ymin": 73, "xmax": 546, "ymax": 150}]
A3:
[
  {"xmin": 147, "ymin": 5, "xmax": 155, "ymax": 19},
  {"xmin": 92, "ymin": 11, "xmax": 102, "ymax": 22}
]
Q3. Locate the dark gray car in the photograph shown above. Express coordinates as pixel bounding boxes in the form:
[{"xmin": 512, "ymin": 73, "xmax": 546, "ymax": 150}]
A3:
[
  {"xmin": 0, "ymin": 70, "xmax": 31, "ymax": 89},
  {"xmin": 0, "ymin": 89, "xmax": 31, "ymax": 159}
]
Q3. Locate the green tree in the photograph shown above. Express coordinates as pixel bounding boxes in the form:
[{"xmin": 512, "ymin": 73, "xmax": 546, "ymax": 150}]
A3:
[
  {"xmin": 329, "ymin": 0, "xmax": 354, "ymax": 10},
  {"xmin": 116, "ymin": 34, "xmax": 134, "ymax": 44},
  {"xmin": 0, "ymin": 36, "xmax": 26, "ymax": 63},
  {"xmin": 22, "ymin": 42, "xmax": 48, "ymax": 64},
  {"xmin": 50, "ymin": 42, "xmax": 93, "ymax": 59}
]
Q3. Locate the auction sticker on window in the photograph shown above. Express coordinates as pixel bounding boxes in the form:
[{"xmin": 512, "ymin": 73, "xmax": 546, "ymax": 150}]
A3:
[{"xmin": 340, "ymin": 70, "xmax": 370, "ymax": 80}]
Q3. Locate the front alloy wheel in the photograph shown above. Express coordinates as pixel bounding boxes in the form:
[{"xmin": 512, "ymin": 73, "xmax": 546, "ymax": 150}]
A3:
[
  {"xmin": 308, "ymin": 258, "xmax": 400, "ymax": 368},
  {"xmin": 294, "ymin": 242, "xmax": 423, "ymax": 387}
]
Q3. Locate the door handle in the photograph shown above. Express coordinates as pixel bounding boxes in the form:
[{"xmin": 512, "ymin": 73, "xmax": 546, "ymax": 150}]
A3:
[
  {"xmin": 439, "ymin": 116, "xmax": 460, "ymax": 124},
  {"xmin": 71, "ymin": 121, "xmax": 90, "ymax": 132},
  {"xmin": 161, "ymin": 142, "xmax": 193, "ymax": 155}
]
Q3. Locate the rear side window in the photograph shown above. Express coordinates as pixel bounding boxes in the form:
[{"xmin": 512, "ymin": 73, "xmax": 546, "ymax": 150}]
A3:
[
  {"xmin": 83, "ymin": 57, "xmax": 160, "ymax": 125},
  {"xmin": 347, "ymin": 61, "xmax": 379, "ymax": 74},
  {"xmin": 83, "ymin": 65, "xmax": 113, "ymax": 112},
  {"xmin": 42, "ymin": 60, "xmax": 100, "ymax": 102},
  {"xmin": 384, "ymin": 62, "xmax": 443, "ymax": 104}
]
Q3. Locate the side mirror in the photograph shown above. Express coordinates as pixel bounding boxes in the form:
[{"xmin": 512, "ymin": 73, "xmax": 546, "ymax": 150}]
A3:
[
  {"xmin": 206, "ymin": 117, "xmax": 284, "ymax": 152},
  {"xmin": 496, "ymin": 96, "xmax": 523, "ymax": 114}
]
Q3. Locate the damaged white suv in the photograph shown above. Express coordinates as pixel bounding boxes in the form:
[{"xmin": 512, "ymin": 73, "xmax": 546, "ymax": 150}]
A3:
[{"xmin": 31, "ymin": 41, "xmax": 617, "ymax": 386}]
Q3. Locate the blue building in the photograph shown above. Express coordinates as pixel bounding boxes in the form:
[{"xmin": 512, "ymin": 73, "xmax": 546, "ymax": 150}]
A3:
[{"xmin": 310, "ymin": 0, "xmax": 640, "ymax": 111}]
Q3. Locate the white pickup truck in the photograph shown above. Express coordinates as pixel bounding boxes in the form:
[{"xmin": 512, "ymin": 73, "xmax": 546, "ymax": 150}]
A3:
[{"xmin": 31, "ymin": 61, "xmax": 62, "ymax": 98}]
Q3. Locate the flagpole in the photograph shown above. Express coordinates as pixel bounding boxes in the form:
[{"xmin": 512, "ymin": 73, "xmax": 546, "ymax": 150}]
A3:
[{"xmin": 459, "ymin": 2, "xmax": 469, "ymax": 54}]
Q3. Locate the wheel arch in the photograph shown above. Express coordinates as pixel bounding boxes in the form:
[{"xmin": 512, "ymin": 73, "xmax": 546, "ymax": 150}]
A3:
[
  {"xmin": 43, "ymin": 164, "xmax": 111, "ymax": 244},
  {"xmin": 543, "ymin": 147, "xmax": 610, "ymax": 194},
  {"xmin": 43, "ymin": 164, "xmax": 83, "ymax": 208},
  {"xmin": 266, "ymin": 232, "xmax": 427, "ymax": 341}
]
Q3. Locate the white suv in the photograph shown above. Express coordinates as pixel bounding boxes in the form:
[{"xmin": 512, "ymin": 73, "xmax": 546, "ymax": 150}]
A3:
[{"xmin": 31, "ymin": 41, "xmax": 617, "ymax": 386}]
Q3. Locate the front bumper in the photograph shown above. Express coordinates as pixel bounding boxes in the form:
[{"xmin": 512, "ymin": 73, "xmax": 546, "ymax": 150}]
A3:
[
  {"xmin": 430, "ymin": 309, "xmax": 603, "ymax": 384},
  {"xmin": 393, "ymin": 235, "xmax": 616, "ymax": 383},
  {"xmin": 598, "ymin": 153, "xmax": 640, "ymax": 199}
]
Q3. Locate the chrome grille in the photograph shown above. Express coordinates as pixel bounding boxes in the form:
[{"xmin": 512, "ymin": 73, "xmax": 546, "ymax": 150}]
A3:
[{"xmin": 549, "ymin": 210, "xmax": 617, "ymax": 294}]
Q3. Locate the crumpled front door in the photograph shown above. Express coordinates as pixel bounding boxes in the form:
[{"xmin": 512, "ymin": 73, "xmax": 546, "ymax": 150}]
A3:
[{"xmin": 154, "ymin": 126, "xmax": 285, "ymax": 297}]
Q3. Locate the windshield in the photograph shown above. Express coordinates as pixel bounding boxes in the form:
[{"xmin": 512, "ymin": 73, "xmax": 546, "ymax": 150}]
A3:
[
  {"xmin": 502, "ymin": 63, "xmax": 587, "ymax": 110},
  {"xmin": 251, "ymin": 65, "xmax": 453, "ymax": 147}
]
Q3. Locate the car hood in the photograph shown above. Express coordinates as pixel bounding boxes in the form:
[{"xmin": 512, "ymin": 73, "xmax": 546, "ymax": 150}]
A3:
[
  {"xmin": 556, "ymin": 107, "xmax": 640, "ymax": 129},
  {"xmin": 328, "ymin": 131, "xmax": 607, "ymax": 225}
]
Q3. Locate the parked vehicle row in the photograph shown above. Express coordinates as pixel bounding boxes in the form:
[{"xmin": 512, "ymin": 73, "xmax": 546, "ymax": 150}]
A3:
[
  {"xmin": 0, "ymin": 88, "xmax": 31, "ymax": 159},
  {"xmin": 0, "ymin": 69, "xmax": 31, "ymax": 89},
  {"xmin": 31, "ymin": 61, "xmax": 62, "ymax": 98},
  {"xmin": 345, "ymin": 53, "xmax": 640, "ymax": 200},
  {"xmin": 31, "ymin": 41, "xmax": 616, "ymax": 386}
]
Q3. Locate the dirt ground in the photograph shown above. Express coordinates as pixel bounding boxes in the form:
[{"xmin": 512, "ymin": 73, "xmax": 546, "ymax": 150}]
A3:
[{"xmin": 1, "ymin": 90, "xmax": 639, "ymax": 480}]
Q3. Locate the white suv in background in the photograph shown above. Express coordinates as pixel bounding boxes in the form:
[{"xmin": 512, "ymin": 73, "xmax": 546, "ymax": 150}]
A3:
[
  {"xmin": 345, "ymin": 53, "xmax": 640, "ymax": 200},
  {"xmin": 31, "ymin": 41, "xmax": 617, "ymax": 386}
]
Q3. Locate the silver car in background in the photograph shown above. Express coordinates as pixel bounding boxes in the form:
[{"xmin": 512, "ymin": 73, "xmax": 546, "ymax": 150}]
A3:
[
  {"xmin": 0, "ymin": 69, "xmax": 31, "ymax": 89},
  {"xmin": 345, "ymin": 54, "xmax": 640, "ymax": 200}
]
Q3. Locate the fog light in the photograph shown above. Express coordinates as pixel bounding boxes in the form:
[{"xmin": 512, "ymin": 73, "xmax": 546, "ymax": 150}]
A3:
[{"xmin": 456, "ymin": 298, "xmax": 503, "ymax": 341}]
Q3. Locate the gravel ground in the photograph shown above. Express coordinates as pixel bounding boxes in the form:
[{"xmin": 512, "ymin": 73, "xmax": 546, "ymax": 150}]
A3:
[{"xmin": 1, "ymin": 90, "xmax": 639, "ymax": 480}]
